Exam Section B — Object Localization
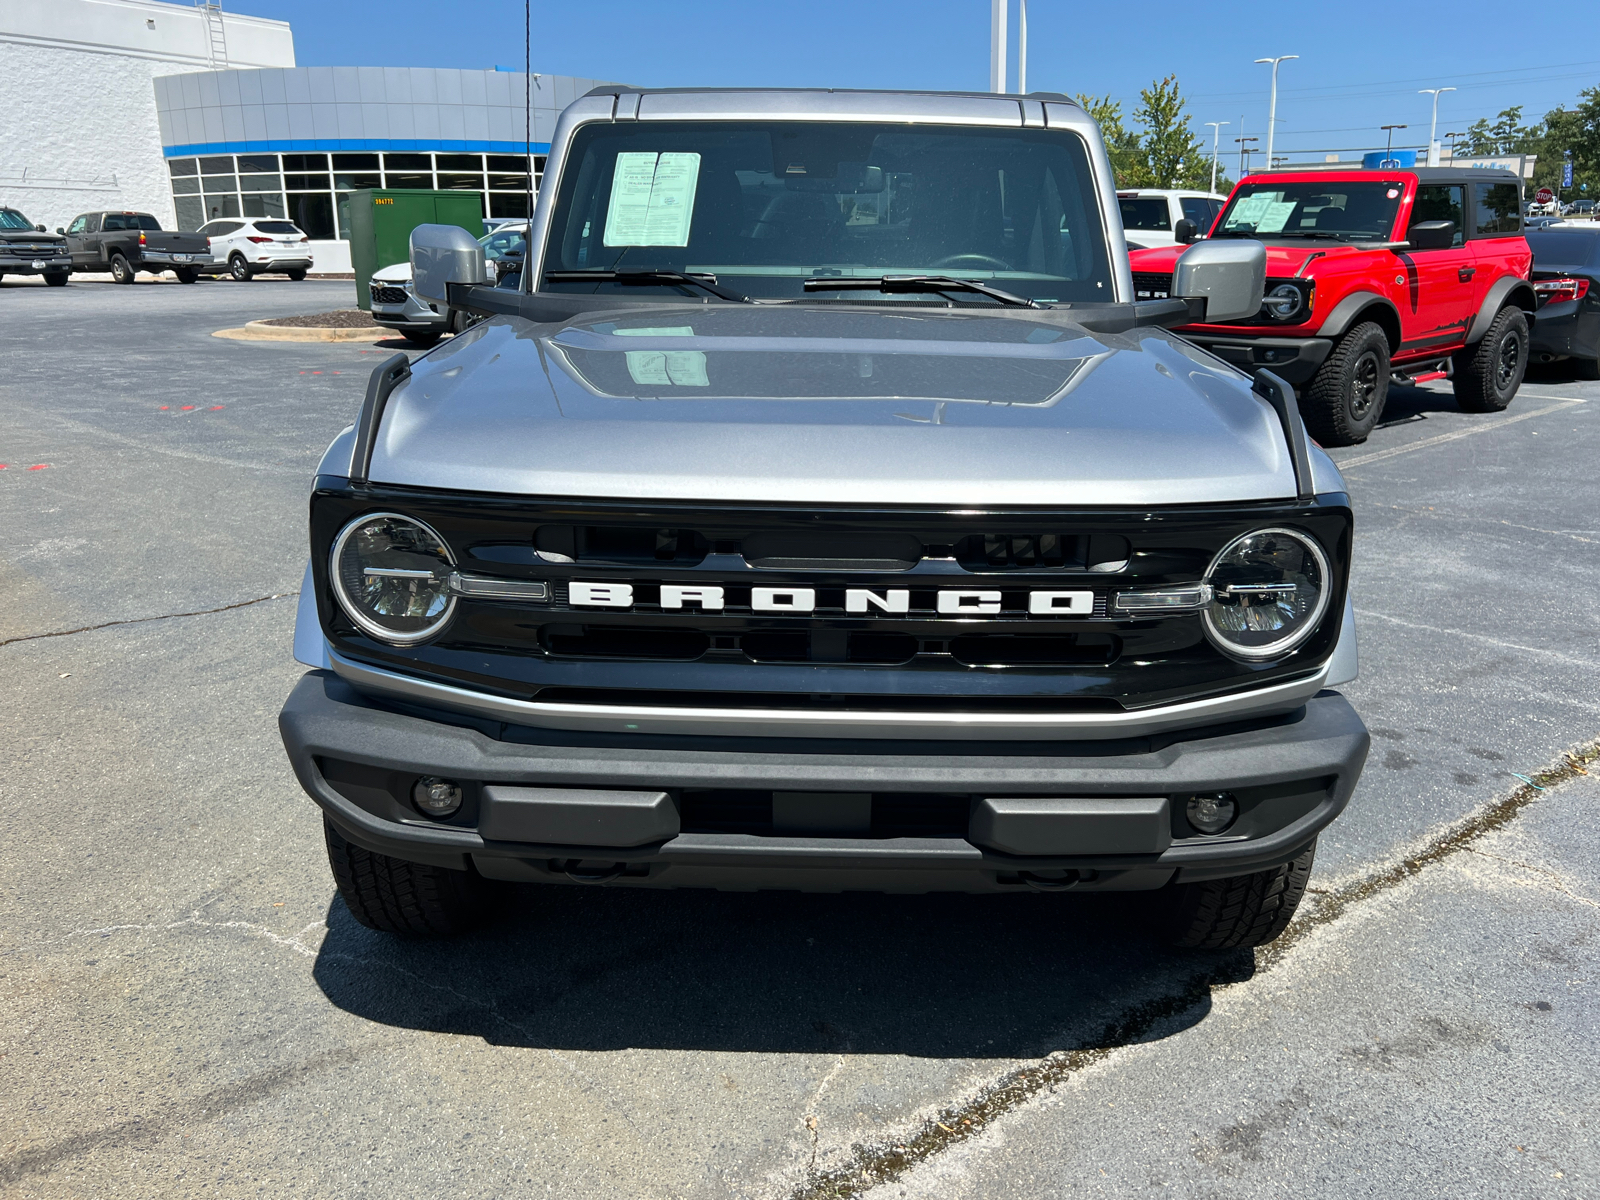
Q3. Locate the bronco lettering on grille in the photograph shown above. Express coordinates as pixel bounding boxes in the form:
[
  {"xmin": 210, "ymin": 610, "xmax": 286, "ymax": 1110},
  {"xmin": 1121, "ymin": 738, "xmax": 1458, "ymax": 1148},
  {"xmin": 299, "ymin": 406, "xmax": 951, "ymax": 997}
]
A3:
[{"xmin": 568, "ymin": 584, "xmax": 1095, "ymax": 615}]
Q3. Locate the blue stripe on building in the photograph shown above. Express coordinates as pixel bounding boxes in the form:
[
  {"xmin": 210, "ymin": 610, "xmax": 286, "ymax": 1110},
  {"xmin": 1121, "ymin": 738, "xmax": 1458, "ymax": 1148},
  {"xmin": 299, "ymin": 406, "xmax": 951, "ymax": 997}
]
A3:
[{"xmin": 164, "ymin": 139, "xmax": 553, "ymax": 158}]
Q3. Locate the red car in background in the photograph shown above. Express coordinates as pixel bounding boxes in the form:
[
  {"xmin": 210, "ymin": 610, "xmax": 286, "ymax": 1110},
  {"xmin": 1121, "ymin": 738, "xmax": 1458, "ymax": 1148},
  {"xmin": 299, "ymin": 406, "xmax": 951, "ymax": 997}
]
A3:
[{"xmin": 1128, "ymin": 169, "xmax": 1535, "ymax": 445}]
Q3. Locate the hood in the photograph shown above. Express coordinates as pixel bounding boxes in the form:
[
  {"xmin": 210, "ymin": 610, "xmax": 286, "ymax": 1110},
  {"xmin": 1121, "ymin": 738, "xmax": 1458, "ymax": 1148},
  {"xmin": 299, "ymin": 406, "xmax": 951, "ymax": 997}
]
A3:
[
  {"xmin": 372, "ymin": 261, "xmax": 412, "ymax": 283},
  {"xmin": 0, "ymin": 229, "xmax": 65, "ymax": 243},
  {"xmin": 1130, "ymin": 240, "xmax": 1369, "ymax": 278},
  {"xmin": 366, "ymin": 305, "xmax": 1332, "ymax": 507}
]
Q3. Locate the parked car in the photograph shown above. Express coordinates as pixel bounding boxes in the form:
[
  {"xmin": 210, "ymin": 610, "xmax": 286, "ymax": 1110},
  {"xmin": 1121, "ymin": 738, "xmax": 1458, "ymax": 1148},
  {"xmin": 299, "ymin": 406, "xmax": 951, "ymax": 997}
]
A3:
[
  {"xmin": 1116, "ymin": 189, "xmax": 1228, "ymax": 250},
  {"xmin": 194, "ymin": 218, "xmax": 313, "ymax": 281},
  {"xmin": 1525, "ymin": 215, "xmax": 1566, "ymax": 230},
  {"xmin": 0, "ymin": 206, "xmax": 71, "ymax": 286},
  {"xmin": 1526, "ymin": 226, "xmax": 1600, "ymax": 379},
  {"xmin": 1128, "ymin": 168, "xmax": 1536, "ymax": 445},
  {"xmin": 59, "ymin": 211, "xmax": 212, "ymax": 283},
  {"xmin": 281, "ymin": 88, "xmax": 1368, "ymax": 951},
  {"xmin": 368, "ymin": 223, "xmax": 523, "ymax": 345}
]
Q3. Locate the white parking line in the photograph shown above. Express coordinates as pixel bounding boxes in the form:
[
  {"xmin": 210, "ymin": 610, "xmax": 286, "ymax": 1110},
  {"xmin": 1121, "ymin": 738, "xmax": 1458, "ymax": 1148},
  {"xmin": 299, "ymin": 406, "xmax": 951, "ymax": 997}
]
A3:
[{"xmin": 1336, "ymin": 398, "xmax": 1587, "ymax": 469}]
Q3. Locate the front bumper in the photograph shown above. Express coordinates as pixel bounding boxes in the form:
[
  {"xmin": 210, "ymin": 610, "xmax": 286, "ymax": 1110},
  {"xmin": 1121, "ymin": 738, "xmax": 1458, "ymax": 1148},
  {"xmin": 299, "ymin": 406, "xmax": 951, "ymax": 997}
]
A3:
[
  {"xmin": 0, "ymin": 254, "xmax": 71, "ymax": 274},
  {"xmin": 1180, "ymin": 334, "xmax": 1333, "ymax": 386},
  {"xmin": 280, "ymin": 671, "xmax": 1370, "ymax": 894},
  {"xmin": 371, "ymin": 300, "xmax": 446, "ymax": 332}
]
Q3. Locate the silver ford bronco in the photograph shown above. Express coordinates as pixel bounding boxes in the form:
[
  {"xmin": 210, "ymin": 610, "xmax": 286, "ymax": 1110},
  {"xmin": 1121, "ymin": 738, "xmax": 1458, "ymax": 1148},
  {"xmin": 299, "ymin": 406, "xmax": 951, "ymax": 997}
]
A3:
[{"xmin": 279, "ymin": 87, "xmax": 1369, "ymax": 948}]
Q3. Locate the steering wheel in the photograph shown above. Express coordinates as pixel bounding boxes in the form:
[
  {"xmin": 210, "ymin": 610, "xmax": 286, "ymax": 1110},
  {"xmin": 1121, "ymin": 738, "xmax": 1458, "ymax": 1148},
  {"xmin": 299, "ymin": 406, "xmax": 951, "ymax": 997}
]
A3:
[{"xmin": 931, "ymin": 253, "xmax": 1012, "ymax": 271}]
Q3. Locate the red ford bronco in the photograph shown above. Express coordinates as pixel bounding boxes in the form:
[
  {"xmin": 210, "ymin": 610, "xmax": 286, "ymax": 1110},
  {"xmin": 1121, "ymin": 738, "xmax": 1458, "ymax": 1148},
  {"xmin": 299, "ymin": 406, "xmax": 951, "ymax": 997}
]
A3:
[{"xmin": 1128, "ymin": 168, "xmax": 1535, "ymax": 445}]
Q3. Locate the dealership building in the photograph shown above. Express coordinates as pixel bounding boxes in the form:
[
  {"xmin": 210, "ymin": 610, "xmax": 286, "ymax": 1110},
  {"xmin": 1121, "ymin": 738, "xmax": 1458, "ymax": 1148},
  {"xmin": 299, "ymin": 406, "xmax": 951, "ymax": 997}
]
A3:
[{"xmin": 2, "ymin": 0, "xmax": 611, "ymax": 272}]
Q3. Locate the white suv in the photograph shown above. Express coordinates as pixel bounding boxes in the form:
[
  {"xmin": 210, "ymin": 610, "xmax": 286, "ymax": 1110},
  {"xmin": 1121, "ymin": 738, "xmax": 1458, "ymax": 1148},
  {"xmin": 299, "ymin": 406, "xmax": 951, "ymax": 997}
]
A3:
[
  {"xmin": 196, "ymin": 218, "xmax": 314, "ymax": 281},
  {"xmin": 1117, "ymin": 190, "xmax": 1227, "ymax": 250}
]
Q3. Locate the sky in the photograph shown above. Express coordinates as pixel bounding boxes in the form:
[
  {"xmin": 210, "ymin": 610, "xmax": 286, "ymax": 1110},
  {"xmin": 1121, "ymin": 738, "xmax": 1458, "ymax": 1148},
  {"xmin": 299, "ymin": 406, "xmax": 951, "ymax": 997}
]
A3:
[{"xmin": 224, "ymin": 0, "xmax": 1597, "ymax": 169}]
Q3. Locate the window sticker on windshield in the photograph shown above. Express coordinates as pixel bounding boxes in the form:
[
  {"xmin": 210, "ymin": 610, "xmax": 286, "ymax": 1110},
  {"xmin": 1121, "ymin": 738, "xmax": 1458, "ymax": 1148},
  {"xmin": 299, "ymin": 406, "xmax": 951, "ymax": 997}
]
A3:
[
  {"xmin": 603, "ymin": 152, "xmax": 701, "ymax": 247},
  {"xmin": 626, "ymin": 350, "xmax": 709, "ymax": 386},
  {"xmin": 1224, "ymin": 192, "xmax": 1278, "ymax": 230},
  {"xmin": 1254, "ymin": 200, "xmax": 1299, "ymax": 233}
]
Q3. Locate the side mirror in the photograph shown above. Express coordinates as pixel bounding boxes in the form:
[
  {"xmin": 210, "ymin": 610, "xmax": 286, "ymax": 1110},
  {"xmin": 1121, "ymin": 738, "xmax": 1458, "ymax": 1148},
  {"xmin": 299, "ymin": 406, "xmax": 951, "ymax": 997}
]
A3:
[
  {"xmin": 56, "ymin": 228, "xmax": 65, "ymax": 235},
  {"xmin": 35, "ymin": 224, "xmax": 46, "ymax": 233},
  {"xmin": 1174, "ymin": 218, "xmax": 1199, "ymax": 245},
  {"xmin": 1406, "ymin": 220, "xmax": 1455, "ymax": 251},
  {"xmin": 1172, "ymin": 238, "xmax": 1266, "ymax": 323},
  {"xmin": 411, "ymin": 223, "xmax": 490, "ymax": 305}
]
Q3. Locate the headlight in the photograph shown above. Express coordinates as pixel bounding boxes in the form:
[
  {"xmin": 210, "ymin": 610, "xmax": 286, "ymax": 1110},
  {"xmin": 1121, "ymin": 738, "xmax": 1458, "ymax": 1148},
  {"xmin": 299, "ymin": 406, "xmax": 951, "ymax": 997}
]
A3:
[
  {"xmin": 330, "ymin": 513, "xmax": 456, "ymax": 644},
  {"xmin": 1261, "ymin": 282, "xmax": 1306, "ymax": 321},
  {"xmin": 1202, "ymin": 528, "xmax": 1331, "ymax": 660}
]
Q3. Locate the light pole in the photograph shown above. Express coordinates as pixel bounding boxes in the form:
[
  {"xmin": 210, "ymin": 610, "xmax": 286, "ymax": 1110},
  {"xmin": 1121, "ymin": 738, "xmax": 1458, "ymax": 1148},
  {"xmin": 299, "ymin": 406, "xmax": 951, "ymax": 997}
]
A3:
[
  {"xmin": 1236, "ymin": 135, "xmax": 1258, "ymax": 178},
  {"xmin": 990, "ymin": 0, "xmax": 1007, "ymax": 94},
  {"xmin": 1419, "ymin": 87, "xmax": 1455, "ymax": 165},
  {"xmin": 1017, "ymin": 0, "xmax": 1027, "ymax": 94},
  {"xmin": 1253, "ymin": 56, "xmax": 1298, "ymax": 168},
  {"xmin": 1205, "ymin": 121, "xmax": 1229, "ymax": 194},
  {"xmin": 1445, "ymin": 131, "xmax": 1464, "ymax": 162},
  {"xmin": 1380, "ymin": 124, "xmax": 1407, "ymax": 169}
]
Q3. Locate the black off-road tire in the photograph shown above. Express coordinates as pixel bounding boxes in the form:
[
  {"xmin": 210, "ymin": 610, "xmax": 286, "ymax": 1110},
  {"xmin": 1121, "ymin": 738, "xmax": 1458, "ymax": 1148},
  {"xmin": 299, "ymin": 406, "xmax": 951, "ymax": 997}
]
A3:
[
  {"xmin": 1160, "ymin": 841, "xmax": 1316, "ymax": 949},
  {"xmin": 286, "ymin": 268, "xmax": 307, "ymax": 281},
  {"xmin": 403, "ymin": 330, "xmax": 442, "ymax": 348},
  {"xmin": 229, "ymin": 253, "xmax": 253, "ymax": 282},
  {"xmin": 324, "ymin": 819, "xmax": 491, "ymax": 935},
  {"xmin": 1453, "ymin": 305, "xmax": 1528, "ymax": 412},
  {"xmin": 44, "ymin": 271, "xmax": 68, "ymax": 287},
  {"xmin": 110, "ymin": 253, "xmax": 136, "ymax": 284},
  {"xmin": 173, "ymin": 267, "xmax": 198, "ymax": 284},
  {"xmin": 1299, "ymin": 322, "xmax": 1390, "ymax": 446}
]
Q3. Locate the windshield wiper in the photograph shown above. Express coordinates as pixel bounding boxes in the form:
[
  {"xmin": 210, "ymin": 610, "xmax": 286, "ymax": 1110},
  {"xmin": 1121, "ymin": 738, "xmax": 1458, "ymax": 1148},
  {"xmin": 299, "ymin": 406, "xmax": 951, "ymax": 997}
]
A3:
[
  {"xmin": 802, "ymin": 275, "xmax": 1043, "ymax": 308},
  {"xmin": 544, "ymin": 269, "xmax": 751, "ymax": 303}
]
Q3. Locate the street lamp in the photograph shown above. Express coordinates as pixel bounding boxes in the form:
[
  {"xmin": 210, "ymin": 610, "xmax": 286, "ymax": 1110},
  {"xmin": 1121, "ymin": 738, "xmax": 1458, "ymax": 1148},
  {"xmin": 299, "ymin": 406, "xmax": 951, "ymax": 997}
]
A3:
[
  {"xmin": 1236, "ymin": 135, "xmax": 1258, "ymax": 178},
  {"xmin": 1204, "ymin": 121, "xmax": 1229, "ymax": 194},
  {"xmin": 1419, "ymin": 87, "xmax": 1456, "ymax": 165},
  {"xmin": 1253, "ymin": 56, "xmax": 1298, "ymax": 167},
  {"xmin": 1380, "ymin": 124, "xmax": 1407, "ymax": 169},
  {"xmin": 1445, "ymin": 131, "xmax": 1465, "ymax": 162}
]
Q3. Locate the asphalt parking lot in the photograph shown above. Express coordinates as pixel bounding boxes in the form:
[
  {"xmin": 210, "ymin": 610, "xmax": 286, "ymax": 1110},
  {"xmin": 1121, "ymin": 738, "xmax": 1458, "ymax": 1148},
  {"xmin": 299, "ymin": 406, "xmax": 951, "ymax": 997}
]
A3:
[{"xmin": 2, "ymin": 276, "xmax": 1597, "ymax": 1198}]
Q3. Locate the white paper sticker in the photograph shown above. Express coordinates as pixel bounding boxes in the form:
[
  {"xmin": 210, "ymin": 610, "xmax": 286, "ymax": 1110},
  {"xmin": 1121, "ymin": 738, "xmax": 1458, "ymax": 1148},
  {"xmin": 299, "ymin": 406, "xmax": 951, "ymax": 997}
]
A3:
[
  {"xmin": 603, "ymin": 151, "xmax": 701, "ymax": 247},
  {"xmin": 1224, "ymin": 192, "xmax": 1277, "ymax": 230},
  {"xmin": 1254, "ymin": 200, "xmax": 1299, "ymax": 233},
  {"xmin": 626, "ymin": 350, "xmax": 709, "ymax": 386}
]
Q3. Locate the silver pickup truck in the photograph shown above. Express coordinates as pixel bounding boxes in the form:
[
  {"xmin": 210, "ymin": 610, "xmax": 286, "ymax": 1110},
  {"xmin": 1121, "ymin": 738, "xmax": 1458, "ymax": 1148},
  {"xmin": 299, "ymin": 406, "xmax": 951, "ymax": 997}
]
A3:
[{"xmin": 279, "ymin": 87, "xmax": 1369, "ymax": 949}]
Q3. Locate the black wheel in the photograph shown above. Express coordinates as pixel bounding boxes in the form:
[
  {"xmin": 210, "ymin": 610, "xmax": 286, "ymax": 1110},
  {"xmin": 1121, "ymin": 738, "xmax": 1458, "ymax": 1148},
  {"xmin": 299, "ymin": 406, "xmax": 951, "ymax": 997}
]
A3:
[
  {"xmin": 1453, "ymin": 305, "xmax": 1528, "ymax": 412},
  {"xmin": 403, "ymin": 330, "xmax": 442, "ymax": 348},
  {"xmin": 110, "ymin": 253, "xmax": 135, "ymax": 284},
  {"xmin": 173, "ymin": 267, "xmax": 198, "ymax": 284},
  {"xmin": 1574, "ymin": 357, "xmax": 1600, "ymax": 382},
  {"xmin": 44, "ymin": 271, "xmax": 68, "ymax": 287},
  {"xmin": 446, "ymin": 307, "xmax": 480, "ymax": 335},
  {"xmin": 324, "ymin": 819, "xmax": 491, "ymax": 935},
  {"xmin": 1159, "ymin": 841, "xmax": 1316, "ymax": 949},
  {"xmin": 286, "ymin": 268, "xmax": 307, "ymax": 281},
  {"xmin": 228, "ymin": 254, "xmax": 252, "ymax": 282},
  {"xmin": 1300, "ymin": 321, "xmax": 1390, "ymax": 446}
]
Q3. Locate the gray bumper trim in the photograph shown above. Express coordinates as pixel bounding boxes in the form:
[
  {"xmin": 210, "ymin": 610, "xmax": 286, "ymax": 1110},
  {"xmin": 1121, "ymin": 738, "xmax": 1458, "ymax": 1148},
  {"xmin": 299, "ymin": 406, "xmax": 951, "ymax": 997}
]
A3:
[{"xmin": 327, "ymin": 649, "xmax": 1331, "ymax": 742}]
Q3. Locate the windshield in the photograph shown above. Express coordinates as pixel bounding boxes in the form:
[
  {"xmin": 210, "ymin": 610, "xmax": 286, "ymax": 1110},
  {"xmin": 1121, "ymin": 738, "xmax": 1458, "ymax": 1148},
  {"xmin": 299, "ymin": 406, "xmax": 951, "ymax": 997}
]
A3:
[
  {"xmin": 480, "ymin": 226, "xmax": 527, "ymax": 259},
  {"xmin": 1118, "ymin": 197, "xmax": 1170, "ymax": 231},
  {"xmin": 0, "ymin": 209, "xmax": 34, "ymax": 231},
  {"xmin": 1215, "ymin": 180, "xmax": 1404, "ymax": 241},
  {"xmin": 540, "ymin": 120, "xmax": 1113, "ymax": 303}
]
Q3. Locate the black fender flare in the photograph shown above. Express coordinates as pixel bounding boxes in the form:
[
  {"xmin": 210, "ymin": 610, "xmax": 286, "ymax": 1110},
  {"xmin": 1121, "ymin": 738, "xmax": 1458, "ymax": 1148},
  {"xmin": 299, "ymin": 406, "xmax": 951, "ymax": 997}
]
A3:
[
  {"xmin": 1465, "ymin": 276, "xmax": 1538, "ymax": 343},
  {"xmin": 1315, "ymin": 291, "xmax": 1402, "ymax": 350}
]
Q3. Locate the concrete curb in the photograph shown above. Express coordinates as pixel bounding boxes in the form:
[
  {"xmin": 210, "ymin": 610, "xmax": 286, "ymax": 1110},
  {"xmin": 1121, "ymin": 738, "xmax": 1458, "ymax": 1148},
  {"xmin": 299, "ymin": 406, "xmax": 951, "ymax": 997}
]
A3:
[{"xmin": 213, "ymin": 320, "xmax": 389, "ymax": 343}]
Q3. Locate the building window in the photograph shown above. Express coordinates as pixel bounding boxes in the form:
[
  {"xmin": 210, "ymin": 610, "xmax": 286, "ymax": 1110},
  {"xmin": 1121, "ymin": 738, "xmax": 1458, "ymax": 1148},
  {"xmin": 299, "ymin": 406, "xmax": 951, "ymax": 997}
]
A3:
[
  {"xmin": 289, "ymin": 193, "xmax": 335, "ymax": 240},
  {"xmin": 175, "ymin": 196, "xmax": 206, "ymax": 230}
]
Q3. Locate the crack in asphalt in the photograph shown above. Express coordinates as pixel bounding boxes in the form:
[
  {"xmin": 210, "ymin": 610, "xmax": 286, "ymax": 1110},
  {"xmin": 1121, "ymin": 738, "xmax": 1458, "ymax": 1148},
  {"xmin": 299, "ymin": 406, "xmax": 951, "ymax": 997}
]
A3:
[
  {"xmin": 0, "ymin": 592, "xmax": 297, "ymax": 648},
  {"xmin": 785, "ymin": 736, "xmax": 1600, "ymax": 1200}
]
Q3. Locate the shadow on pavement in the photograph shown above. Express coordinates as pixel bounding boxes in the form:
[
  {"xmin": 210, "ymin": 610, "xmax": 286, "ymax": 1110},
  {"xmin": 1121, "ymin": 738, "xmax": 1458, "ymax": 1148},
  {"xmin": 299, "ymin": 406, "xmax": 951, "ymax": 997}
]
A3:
[{"xmin": 311, "ymin": 884, "xmax": 1250, "ymax": 1057}]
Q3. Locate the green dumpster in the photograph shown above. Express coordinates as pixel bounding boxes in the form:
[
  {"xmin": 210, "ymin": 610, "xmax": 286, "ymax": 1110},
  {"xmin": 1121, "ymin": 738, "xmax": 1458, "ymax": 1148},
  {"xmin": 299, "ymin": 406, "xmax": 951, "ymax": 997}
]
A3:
[{"xmin": 347, "ymin": 189, "xmax": 485, "ymax": 310}]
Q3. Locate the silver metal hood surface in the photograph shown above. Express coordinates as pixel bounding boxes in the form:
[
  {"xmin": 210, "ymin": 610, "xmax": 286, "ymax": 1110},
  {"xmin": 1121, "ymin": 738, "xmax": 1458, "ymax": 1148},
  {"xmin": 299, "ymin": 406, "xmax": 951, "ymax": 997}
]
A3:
[{"xmin": 365, "ymin": 306, "xmax": 1331, "ymax": 506}]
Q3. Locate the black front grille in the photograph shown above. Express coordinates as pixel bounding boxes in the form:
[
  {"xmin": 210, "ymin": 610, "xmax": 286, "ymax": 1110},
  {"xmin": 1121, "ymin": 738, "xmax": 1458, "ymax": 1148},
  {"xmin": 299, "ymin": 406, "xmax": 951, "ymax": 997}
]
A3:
[
  {"xmin": 370, "ymin": 285, "xmax": 407, "ymax": 304},
  {"xmin": 1132, "ymin": 272, "xmax": 1173, "ymax": 301}
]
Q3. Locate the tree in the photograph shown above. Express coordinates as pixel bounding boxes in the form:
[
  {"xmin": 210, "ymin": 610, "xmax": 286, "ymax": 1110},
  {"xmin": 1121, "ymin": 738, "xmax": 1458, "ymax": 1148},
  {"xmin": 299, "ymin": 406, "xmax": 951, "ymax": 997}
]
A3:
[
  {"xmin": 1133, "ymin": 75, "xmax": 1212, "ymax": 190},
  {"xmin": 1075, "ymin": 92, "xmax": 1148, "ymax": 187},
  {"xmin": 1460, "ymin": 106, "xmax": 1544, "ymax": 156},
  {"xmin": 1542, "ymin": 86, "xmax": 1600, "ymax": 201}
]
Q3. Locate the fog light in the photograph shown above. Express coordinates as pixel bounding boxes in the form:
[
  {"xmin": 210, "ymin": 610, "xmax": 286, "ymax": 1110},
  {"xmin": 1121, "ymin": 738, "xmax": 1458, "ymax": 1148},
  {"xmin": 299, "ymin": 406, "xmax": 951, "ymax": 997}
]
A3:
[
  {"xmin": 412, "ymin": 776, "xmax": 463, "ymax": 818},
  {"xmin": 1186, "ymin": 792, "xmax": 1238, "ymax": 835}
]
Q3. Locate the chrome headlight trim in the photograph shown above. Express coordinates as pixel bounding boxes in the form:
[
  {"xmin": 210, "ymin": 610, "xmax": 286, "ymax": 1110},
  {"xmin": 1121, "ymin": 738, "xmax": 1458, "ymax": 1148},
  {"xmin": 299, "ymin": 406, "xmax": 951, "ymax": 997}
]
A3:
[
  {"xmin": 1202, "ymin": 526, "xmax": 1332, "ymax": 661},
  {"xmin": 329, "ymin": 511, "xmax": 458, "ymax": 646}
]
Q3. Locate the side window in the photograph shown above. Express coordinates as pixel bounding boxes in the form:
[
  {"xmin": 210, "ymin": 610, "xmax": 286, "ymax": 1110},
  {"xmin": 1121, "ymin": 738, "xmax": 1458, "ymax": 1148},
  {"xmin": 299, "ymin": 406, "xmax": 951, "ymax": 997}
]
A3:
[
  {"xmin": 102, "ymin": 214, "xmax": 127, "ymax": 231},
  {"xmin": 66, "ymin": 215, "xmax": 87, "ymax": 235},
  {"xmin": 85, "ymin": 213, "xmax": 102, "ymax": 233},
  {"xmin": 1409, "ymin": 185, "xmax": 1465, "ymax": 247},
  {"xmin": 1473, "ymin": 183, "xmax": 1521, "ymax": 236},
  {"xmin": 1180, "ymin": 196, "xmax": 1214, "ymax": 232}
]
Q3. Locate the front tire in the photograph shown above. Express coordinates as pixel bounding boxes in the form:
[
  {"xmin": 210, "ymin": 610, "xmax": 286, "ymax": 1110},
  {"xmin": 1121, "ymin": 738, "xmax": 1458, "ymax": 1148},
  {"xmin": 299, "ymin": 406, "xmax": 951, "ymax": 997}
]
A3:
[
  {"xmin": 173, "ymin": 267, "xmax": 198, "ymax": 284},
  {"xmin": 1300, "ymin": 322, "xmax": 1390, "ymax": 445},
  {"xmin": 286, "ymin": 268, "xmax": 307, "ymax": 281},
  {"xmin": 228, "ymin": 254, "xmax": 252, "ymax": 282},
  {"xmin": 324, "ymin": 819, "xmax": 491, "ymax": 935},
  {"xmin": 1159, "ymin": 841, "xmax": 1316, "ymax": 949},
  {"xmin": 403, "ymin": 330, "xmax": 442, "ymax": 348},
  {"xmin": 1453, "ymin": 305, "xmax": 1529, "ymax": 412},
  {"xmin": 110, "ymin": 253, "xmax": 135, "ymax": 284},
  {"xmin": 44, "ymin": 271, "xmax": 68, "ymax": 287}
]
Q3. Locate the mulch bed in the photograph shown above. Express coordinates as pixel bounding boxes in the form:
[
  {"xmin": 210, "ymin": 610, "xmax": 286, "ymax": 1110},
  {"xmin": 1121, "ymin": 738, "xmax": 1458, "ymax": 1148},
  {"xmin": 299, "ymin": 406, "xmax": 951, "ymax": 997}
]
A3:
[{"xmin": 258, "ymin": 309, "xmax": 380, "ymax": 329}]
